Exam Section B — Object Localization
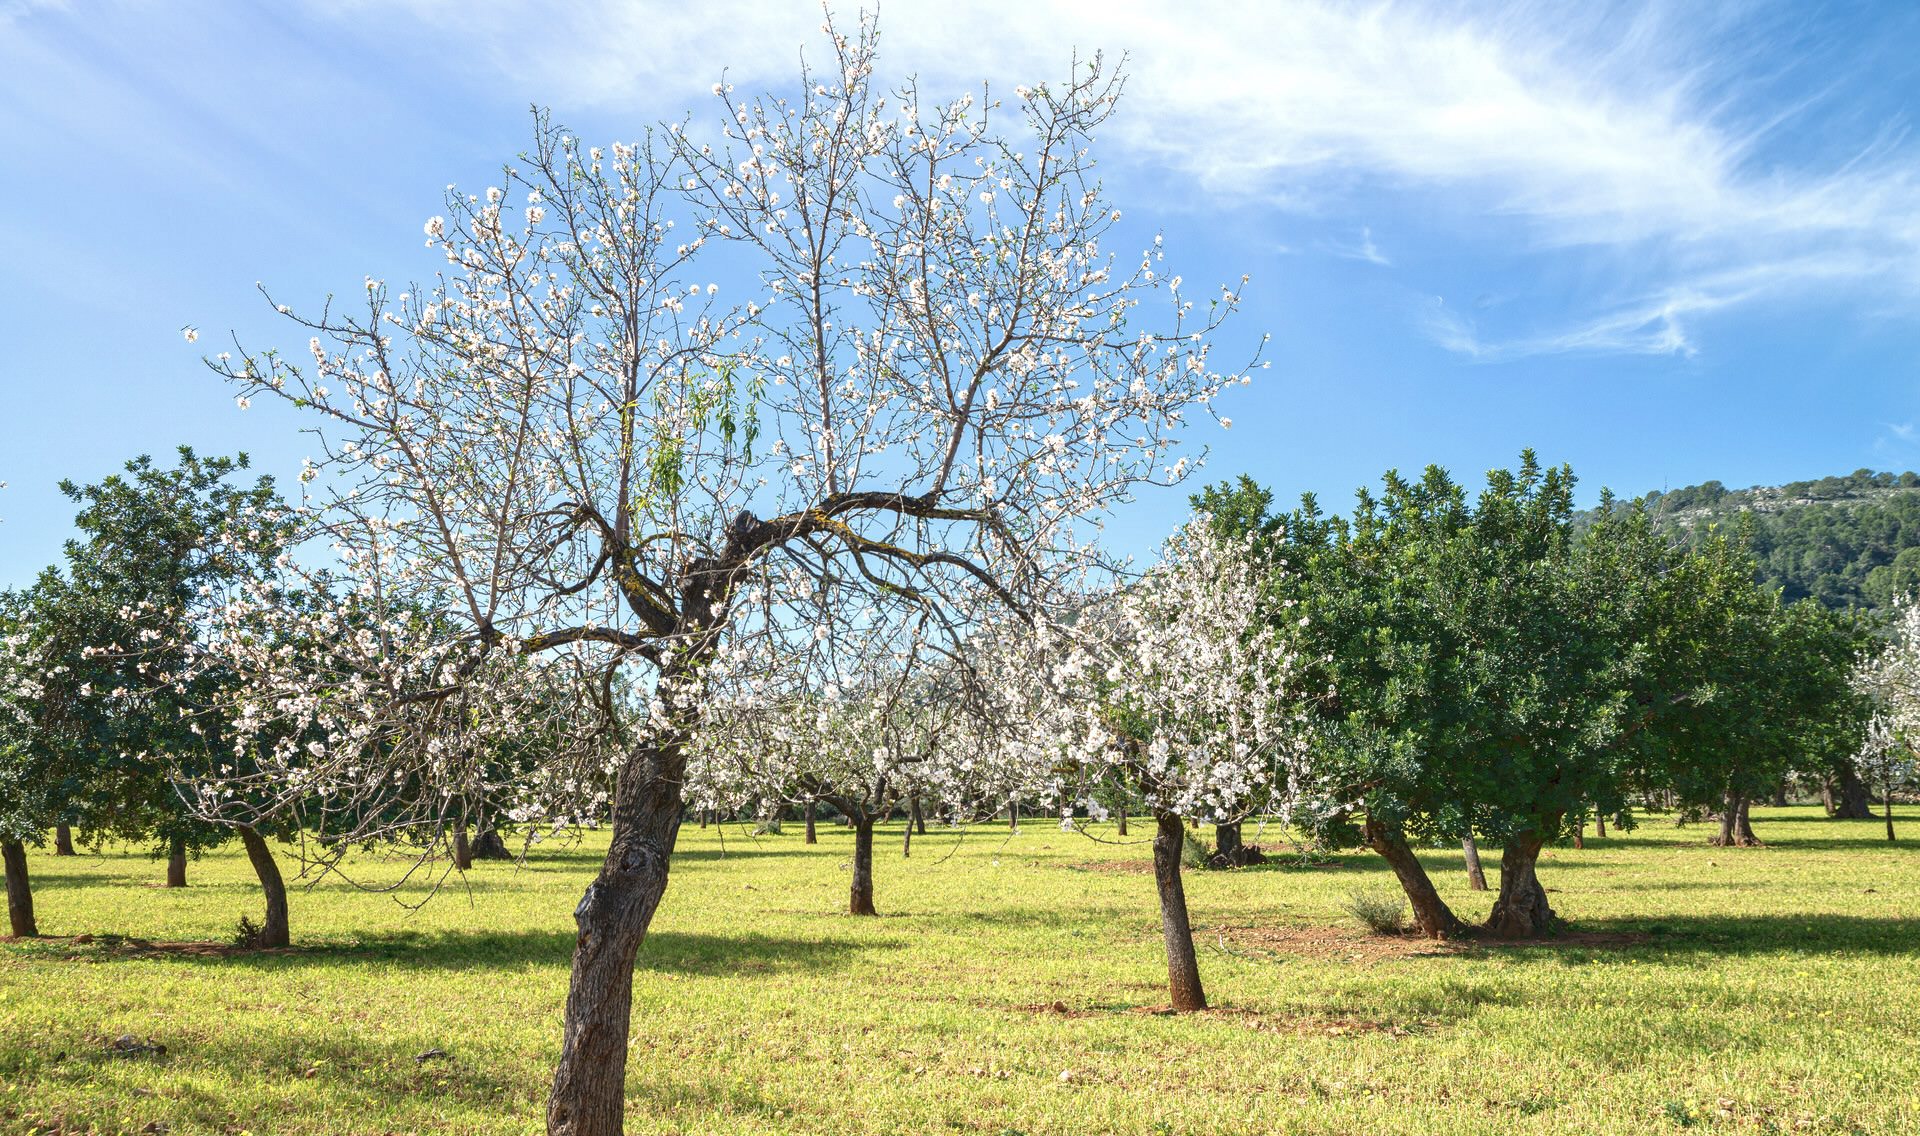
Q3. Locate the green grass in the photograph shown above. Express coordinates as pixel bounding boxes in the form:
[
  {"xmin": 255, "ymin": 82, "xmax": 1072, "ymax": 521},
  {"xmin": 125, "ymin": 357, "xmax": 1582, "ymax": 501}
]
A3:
[{"xmin": 4, "ymin": 806, "xmax": 1919, "ymax": 1135}]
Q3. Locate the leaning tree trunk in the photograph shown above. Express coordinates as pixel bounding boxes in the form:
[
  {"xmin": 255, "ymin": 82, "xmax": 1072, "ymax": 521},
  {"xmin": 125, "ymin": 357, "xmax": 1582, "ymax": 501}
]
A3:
[
  {"xmin": 236, "ymin": 825, "xmax": 290, "ymax": 948},
  {"xmin": 803, "ymin": 799, "xmax": 818, "ymax": 845},
  {"xmin": 1461, "ymin": 836, "xmax": 1488, "ymax": 891},
  {"xmin": 1832, "ymin": 764, "xmax": 1876, "ymax": 820},
  {"xmin": 1363, "ymin": 817, "xmax": 1464, "ymax": 938},
  {"xmin": 2, "ymin": 839, "xmax": 36, "ymax": 937},
  {"xmin": 166, "ymin": 836, "xmax": 188, "ymax": 888},
  {"xmin": 1152, "ymin": 813, "xmax": 1207, "ymax": 1011},
  {"xmin": 1484, "ymin": 831, "xmax": 1557, "ymax": 938},
  {"xmin": 547, "ymin": 728, "xmax": 691, "ymax": 1136},
  {"xmin": 53, "ymin": 824, "xmax": 75, "ymax": 857},
  {"xmin": 901, "ymin": 812, "xmax": 913, "ymax": 859},
  {"xmin": 850, "ymin": 816, "xmax": 878, "ymax": 916},
  {"xmin": 452, "ymin": 823, "xmax": 474, "ymax": 871}
]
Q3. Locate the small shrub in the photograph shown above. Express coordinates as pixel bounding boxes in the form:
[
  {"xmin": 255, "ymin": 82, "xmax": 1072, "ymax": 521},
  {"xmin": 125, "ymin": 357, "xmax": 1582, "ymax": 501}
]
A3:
[
  {"xmin": 1181, "ymin": 829, "xmax": 1210, "ymax": 869},
  {"xmin": 1343, "ymin": 888, "xmax": 1407, "ymax": 935},
  {"xmin": 233, "ymin": 914, "xmax": 263, "ymax": 948}
]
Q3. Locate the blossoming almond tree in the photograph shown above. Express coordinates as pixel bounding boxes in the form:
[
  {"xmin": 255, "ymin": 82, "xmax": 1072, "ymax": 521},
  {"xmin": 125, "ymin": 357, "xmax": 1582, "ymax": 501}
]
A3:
[
  {"xmin": 998, "ymin": 519, "xmax": 1310, "ymax": 1011},
  {"xmin": 196, "ymin": 16, "xmax": 1261, "ymax": 1133},
  {"xmin": 1853, "ymin": 597, "xmax": 1920, "ymax": 842}
]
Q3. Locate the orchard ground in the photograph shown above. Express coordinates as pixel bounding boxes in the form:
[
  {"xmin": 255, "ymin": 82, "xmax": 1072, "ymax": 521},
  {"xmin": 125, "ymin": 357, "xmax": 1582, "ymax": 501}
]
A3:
[{"xmin": 3, "ymin": 807, "xmax": 1918, "ymax": 1136}]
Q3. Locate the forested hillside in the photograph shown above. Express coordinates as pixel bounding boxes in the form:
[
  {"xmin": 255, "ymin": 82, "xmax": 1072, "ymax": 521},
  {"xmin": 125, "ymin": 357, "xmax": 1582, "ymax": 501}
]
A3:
[{"xmin": 1621, "ymin": 469, "xmax": 1920, "ymax": 610}]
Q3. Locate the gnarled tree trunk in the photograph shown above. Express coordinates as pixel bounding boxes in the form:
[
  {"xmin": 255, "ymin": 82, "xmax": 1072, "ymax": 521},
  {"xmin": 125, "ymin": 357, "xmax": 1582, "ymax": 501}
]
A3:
[
  {"xmin": 547, "ymin": 729, "xmax": 689, "ymax": 1136},
  {"xmin": 452, "ymin": 823, "xmax": 474, "ymax": 871},
  {"xmin": 472, "ymin": 827, "xmax": 512, "ymax": 860},
  {"xmin": 3, "ymin": 839, "xmax": 36, "ymax": 937},
  {"xmin": 1710, "ymin": 792, "xmax": 1761, "ymax": 847},
  {"xmin": 1461, "ymin": 836, "xmax": 1488, "ymax": 891},
  {"xmin": 1152, "ymin": 813, "xmax": 1207, "ymax": 1011},
  {"xmin": 850, "ymin": 816, "xmax": 878, "ymax": 915},
  {"xmin": 166, "ymin": 835, "xmax": 188, "ymax": 888},
  {"xmin": 1484, "ymin": 831, "xmax": 1556, "ymax": 938},
  {"xmin": 236, "ymin": 825, "xmax": 290, "ymax": 948},
  {"xmin": 1829, "ymin": 764, "xmax": 1876, "ymax": 819},
  {"xmin": 1364, "ymin": 817, "xmax": 1463, "ymax": 938},
  {"xmin": 53, "ymin": 824, "xmax": 75, "ymax": 857}
]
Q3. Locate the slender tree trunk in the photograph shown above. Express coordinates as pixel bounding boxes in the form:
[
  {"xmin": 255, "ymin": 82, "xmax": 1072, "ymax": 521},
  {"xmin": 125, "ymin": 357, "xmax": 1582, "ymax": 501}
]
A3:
[
  {"xmin": 1007, "ymin": 797, "xmax": 1019, "ymax": 832},
  {"xmin": 1484, "ymin": 831, "xmax": 1557, "ymax": 938},
  {"xmin": 53, "ymin": 824, "xmax": 74, "ymax": 857},
  {"xmin": 1152, "ymin": 813, "xmax": 1207, "ymax": 1011},
  {"xmin": 236, "ymin": 825, "xmax": 289, "ymax": 948},
  {"xmin": 901, "ymin": 813, "xmax": 912, "ymax": 859},
  {"xmin": 1833, "ymin": 763, "xmax": 1876, "ymax": 820},
  {"xmin": 452, "ymin": 823, "xmax": 474, "ymax": 871},
  {"xmin": 698, "ymin": 810, "xmax": 708, "ymax": 829},
  {"xmin": 166, "ymin": 835, "xmax": 188, "ymax": 888},
  {"xmin": 3, "ymin": 839, "xmax": 36, "ymax": 938},
  {"xmin": 850, "ymin": 817, "xmax": 878, "ymax": 915},
  {"xmin": 1364, "ymin": 817, "xmax": 1463, "ymax": 938},
  {"xmin": 1771, "ymin": 782, "xmax": 1789, "ymax": 808},
  {"xmin": 1595, "ymin": 815, "xmax": 1607, "ymax": 839},
  {"xmin": 803, "ymin": 800, "xmax": 817, "ymax": 845},
  {"xmin": 547, "ymin": 729, "xmax": 689, "ymax": 1136},
  {"xmin": 1461, "ymin": 836, "xmax": 1488, "ymax": 891},
  {"xmin": 1886, "ymin": 791, "xmax": 1897, "ymax": 843},
  {"xmin": 911, "ymin": 793, "xmax": 926, "ymax": 836},
  {"xmin": 1115, "ymin": 810, "xmax": 1128, "ymax": 837},
  {"xmin": 1573, "ymin": 822, "xmax": 1585, "ymax": 850}
]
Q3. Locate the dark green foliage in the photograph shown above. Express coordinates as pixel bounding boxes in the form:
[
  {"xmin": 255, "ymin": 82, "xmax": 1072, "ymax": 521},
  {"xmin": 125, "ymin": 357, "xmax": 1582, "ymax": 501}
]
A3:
[{"xmin": 1598, "ymin": 468, "xmax": 1920, "ymax": 610}]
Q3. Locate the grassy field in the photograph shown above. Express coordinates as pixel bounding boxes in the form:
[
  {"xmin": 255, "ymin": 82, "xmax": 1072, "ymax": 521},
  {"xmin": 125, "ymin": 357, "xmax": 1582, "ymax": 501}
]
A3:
[{"xmin": 3, "ymin": 806, "xmax": 1919, "ymax": 1135}]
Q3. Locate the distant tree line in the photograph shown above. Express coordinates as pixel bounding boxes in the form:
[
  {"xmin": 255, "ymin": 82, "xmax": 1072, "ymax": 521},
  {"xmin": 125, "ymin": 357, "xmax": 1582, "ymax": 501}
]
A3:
[{"xmin": 1593, "ymin": 468, "xmax": 1920, "ymax": 611}]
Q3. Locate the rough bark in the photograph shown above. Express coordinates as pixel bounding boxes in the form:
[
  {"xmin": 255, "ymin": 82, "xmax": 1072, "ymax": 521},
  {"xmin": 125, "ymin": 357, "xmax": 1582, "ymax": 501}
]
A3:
[
  {"xmin": 1572, "ymin": 822, "xmax": 1585, "ymax": 850},
  {"xmin": 1830, "ymin": 764, "xmax": 1876, "ymax": 820},
  {"xmin": 1152, "ymin": 814, "xmax": 1207, "ymax": 1011},
  {"xmin": 1007, "ymin": 797, "xmax": 1019, "ymax": 832},
  {"xmin": 53, "ymin": 824, "xmax": 75, "ymax": 857},
  {"xmin": 1461, "ymin": 836, "xmax": 1488, "ymax": 891},
  {"xmin": 850, "ymin": 817, "xmax": 878, "ymax": 915},
  {"xmin": 452, "ymin": 823, "xmax": 474, "ymax": 871},
  {"xmin": 1484, "ymin": 833, "xmax": 1557, "ymax": 938},
  {"xmin": 236, "ymin": 825, "xmax": 290, "ymax": 948},
  {"xmin": 472, "ymin": 827, "xmax": 512, "ymax": 860},
  {"xmin": 1115, "ymin": 810, "xmax": 1128, "ymax": 837},
  {"xmin": 166, "ymin": 836, "xmax": 188, "ymax": 888},
  {"xmin": 911, "ymin": 793, "xmax": 926, "ymax": 836},
  {"xmin": 546, "ymin": 730, "xmax": 688, "ymax": 1136},
  {"xmin": 1710, "ymin": 792, "xmax": 1761, "ymax": 847},
  {"xmin": 1209, "ymin": 821, "xmax": 1265, "ymax": 868},
  {"xmin": 803, "ymin": 800, "xmax": 817, "ymax": 845},
  {"xmin": 1363, "ymin": 817, "xmax": 1464, "ymax": 938},
  {"xmin": 3, "ymin": 839, "xmax": 36, "ymax": 938},
  {"xmin": 1771, "ymin": 783, "xmax": 1789, "ymax": 808},
  {"xmin": 1594, "ymin": 815, "xmax": 1607, "ymax": 839}
]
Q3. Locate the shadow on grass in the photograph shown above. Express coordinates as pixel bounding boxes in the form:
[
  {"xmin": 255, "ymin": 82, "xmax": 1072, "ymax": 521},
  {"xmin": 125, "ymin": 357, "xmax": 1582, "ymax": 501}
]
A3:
[
  {"xmin": 1512, "ymin": 913, "xmax": 1920, "ymax": 958},
  {"xmin": 10, "ymin": 928, "xmax": 880, "ymax": 976}
]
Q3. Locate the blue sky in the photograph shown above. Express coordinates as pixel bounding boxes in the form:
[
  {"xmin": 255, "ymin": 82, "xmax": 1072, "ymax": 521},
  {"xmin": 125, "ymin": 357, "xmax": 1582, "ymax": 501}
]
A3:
[{"xmin": 3, "ymin": 0, "xmax": 1919, "ymax": 585}]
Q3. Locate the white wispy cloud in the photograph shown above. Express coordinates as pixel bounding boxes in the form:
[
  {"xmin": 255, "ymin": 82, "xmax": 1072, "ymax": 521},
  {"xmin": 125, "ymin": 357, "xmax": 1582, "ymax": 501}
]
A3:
[{"xmin": 306, "ymin": 0, "xmax": 1920, "ymax": 360}]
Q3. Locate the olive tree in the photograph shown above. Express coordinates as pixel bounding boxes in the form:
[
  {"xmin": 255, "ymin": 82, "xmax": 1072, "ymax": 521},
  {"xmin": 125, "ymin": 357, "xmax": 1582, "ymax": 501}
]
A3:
[{"xmin": 192, "ymin": 17, "xmax": 1260, "ymax": 1133}]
